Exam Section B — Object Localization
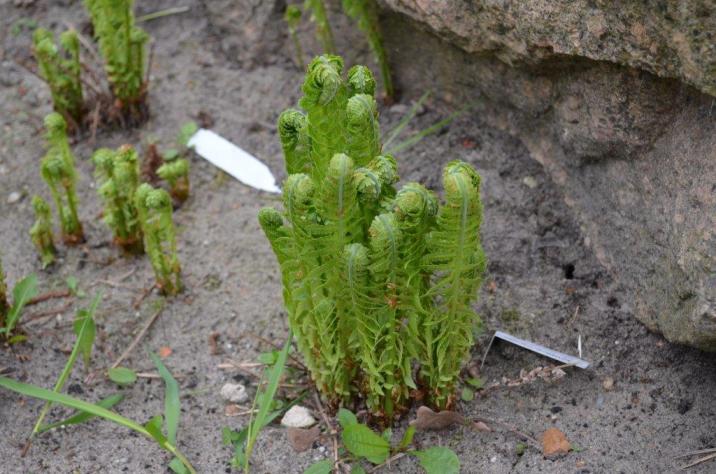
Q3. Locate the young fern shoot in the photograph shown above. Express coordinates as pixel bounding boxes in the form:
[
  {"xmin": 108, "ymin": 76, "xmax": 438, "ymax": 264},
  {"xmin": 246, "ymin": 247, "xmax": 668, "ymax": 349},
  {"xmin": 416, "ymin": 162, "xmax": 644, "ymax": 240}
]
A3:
[
  {"xmin": 157, "ymin": 156, "xmax": 190, "ymax": 203},
  {"xmin": 92, "ymin": 145, "xmax": 144, "ymax": 253},
  {"xmin": 260, "ymin": 55, "xmax": 486, "ymax": 419},
  {"xmin": 40, "ymin": 113, "xmax": 84, "ymax": 244},
  {"xmin": 33, "ymin": 28, "xmax": 84, "ymax": 125},
  {"xmin": 342, "ymin": 0, "xmax": 394, "ymax": 99},
  {"xmin": 29, "ymin": 196, "xmax": 57, "ymax": 268},
  {"xmin": 135, "ymin": 184, "xmax": 182, "ymax": 295},
  {"xmin": 84, "ymin": 0, "xmax": 149, "ymax": 115}
]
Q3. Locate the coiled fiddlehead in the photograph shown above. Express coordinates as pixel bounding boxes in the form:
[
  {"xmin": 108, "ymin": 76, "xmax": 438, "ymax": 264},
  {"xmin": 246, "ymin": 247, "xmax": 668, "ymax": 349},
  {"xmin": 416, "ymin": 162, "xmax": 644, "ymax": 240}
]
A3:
[{"xmin": 30, "ymin": 196, "xmax": 56, "ymax": 268}]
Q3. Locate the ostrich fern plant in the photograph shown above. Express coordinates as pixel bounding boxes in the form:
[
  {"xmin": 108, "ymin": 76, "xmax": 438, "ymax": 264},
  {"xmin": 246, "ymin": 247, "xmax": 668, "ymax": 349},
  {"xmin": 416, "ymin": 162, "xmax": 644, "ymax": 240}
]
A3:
[
  {"xmin": 84, "ymin": 0, "xmax": 149, "ymax": 112},
  {"xmin": 40, "ymin": 113, "xmax": 84, "ymax": 245},
  {"xmin": 0, "ymin": 257, "xmax": 8, "ymax": 329},
  {"xmin": 259, "ymin": 55, "xmax": 486, "ymax": 418},
  {"xmin": 30, "ymin": 196, "xmax": 57, "ymax": 268},
  {"xmin": 32, "ymin": 28, "xmax": 84, "ymax": 124}
]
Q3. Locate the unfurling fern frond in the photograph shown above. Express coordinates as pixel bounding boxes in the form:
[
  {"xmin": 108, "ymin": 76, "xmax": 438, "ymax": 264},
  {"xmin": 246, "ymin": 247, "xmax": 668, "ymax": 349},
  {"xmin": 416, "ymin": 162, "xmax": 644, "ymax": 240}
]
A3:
[
  {"xmin": 421, "ymin": 161, "xmax": 486, "ymax": 410},
  {"xmin": 33, "ymin": 28, "xmax": 84, "ymax": 124},
  {"xmin": 260, "ymin": 56, "xmax": 486, "ymax": 419},
  {"xmin": 30, "ymin": 196, "xmax": 56, "ymax": 268},
  {"xmin": 40, "ymin": 113, "xmax": 84, "ymax": 245}
]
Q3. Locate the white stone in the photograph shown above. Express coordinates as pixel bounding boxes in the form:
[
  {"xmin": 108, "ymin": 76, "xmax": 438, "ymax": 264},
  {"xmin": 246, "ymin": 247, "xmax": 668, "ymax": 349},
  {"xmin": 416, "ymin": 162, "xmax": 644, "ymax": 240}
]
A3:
[
  {"xmin": 220, "ymin": 383, "xmax": 249, "ymax": 403},
  {"xmin": 7, "ymin": 191, "xmax": 21, "ymax": 204},
  {"xmin": 522, "ymin": 176, "xmax": 538, "ymax": 189},
  {"xmin": 280, "ymin": 405, "xmax": 316, "ymax": 428}
]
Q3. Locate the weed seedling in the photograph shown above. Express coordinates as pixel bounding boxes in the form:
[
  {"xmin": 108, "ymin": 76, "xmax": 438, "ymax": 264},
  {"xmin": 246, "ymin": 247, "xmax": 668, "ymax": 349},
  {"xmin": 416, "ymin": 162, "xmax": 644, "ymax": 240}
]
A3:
[
  {"xmin": 0, "ymin": 274, "xmax": 39, "ymax": 339},
  {"xmin": 40, "ymin": 113, "xmax": 84, "ymax": 244},
  {"xmin": 135, "ymin": 184, "xmax": 182, "ymax": 295},
  {"xmin": 29, "ymin": 195, "xmax": 57, "ymax": 268},
  {"xmin": 259, "ymin": 55, "xmax": 486, "ymax": 418},
  {"xmin": 84, "ymin": 0, "xmax": 149, "ymax": 117},
  {"xmin": 304, "ymin": 0, "xmax": 335, "ymax": 53},
  {"xmin": 33, "ymin": 28, "xmax": 84, "ymax": 125},
  {"xmin": 284, "ymin": 5, "xmax": 305, "ymax": 69},
  {"xmin": 92, "ymin": 145, "xmax": 144, "ymax": 253},
  {"xmin": 342, "ymin": 0, "xmax": 394, "ymax": 99}
]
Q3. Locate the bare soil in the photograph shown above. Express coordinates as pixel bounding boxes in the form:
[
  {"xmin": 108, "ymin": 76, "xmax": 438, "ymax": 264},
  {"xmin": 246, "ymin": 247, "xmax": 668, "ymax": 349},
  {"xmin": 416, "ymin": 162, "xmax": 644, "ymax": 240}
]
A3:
[{"xmin": 1, "ymin": 1, "xmax": 714, "ymax": 473}]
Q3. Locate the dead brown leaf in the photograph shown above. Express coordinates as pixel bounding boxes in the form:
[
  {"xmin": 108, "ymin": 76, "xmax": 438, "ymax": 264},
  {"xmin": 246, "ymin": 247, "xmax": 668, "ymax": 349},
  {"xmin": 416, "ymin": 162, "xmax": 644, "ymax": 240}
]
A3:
[
  {"xmin": 473, "ymin": 421, "xmax": 492, "ymax": 432},
  {"xmin": 542, "ymin": 427, "xmax": 570, "ymax": 458},
  {"xmin": 287, "ymin": 426, "xmax": 320, "ymax": 452},
  {"xmin": 410, "ymin": 406, "xmax": 465, "ymax": 431}
]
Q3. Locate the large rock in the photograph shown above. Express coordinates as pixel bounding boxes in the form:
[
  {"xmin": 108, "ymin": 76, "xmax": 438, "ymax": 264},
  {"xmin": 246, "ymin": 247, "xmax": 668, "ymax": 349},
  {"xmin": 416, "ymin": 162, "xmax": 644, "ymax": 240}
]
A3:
[{"xmin": 378, "ymin": 3, "xmax": 716, "ymax": 349}]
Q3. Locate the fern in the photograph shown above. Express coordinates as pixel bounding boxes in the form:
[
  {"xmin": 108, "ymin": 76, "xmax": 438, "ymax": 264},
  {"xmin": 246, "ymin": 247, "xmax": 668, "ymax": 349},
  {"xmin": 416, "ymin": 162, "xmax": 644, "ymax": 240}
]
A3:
[
  {"xmin": 284, "ymin": 5, "xmax": 305, "ymax": 69},
  {"xmin": 92, "ymin": 145, "xmax": 144, "ymax": 253},
  {"xmin": 157, "ymin": 157, "xmax": 190, "ymax": 203},
  {"xmin": 342, "ymin": 0, "xmax": 394, "ymax": 98},
  {"xmin": 420, "ymin": 162, "xmax": 486, "ymax": 409},
  {"xmin": 33, "ymin": 28, "xmax": 84, "ymax": 124},
  {"xmin": 260, "ymin": 56, "xmax": 486, "ymax": 417},
  {"xmin": 29, "ymin": 196, "xmax": 57, "ymax": 268},
  {"xmin": 40, "ymin": 113, "xmax": 84, "ymax": 245},
  {"xmin": 84, "ymin": 0, "xmax": 149, "ymax": 107},
  {"xmin": 135, "ymin": 184, "xmax": 182, "ymax": 295}
]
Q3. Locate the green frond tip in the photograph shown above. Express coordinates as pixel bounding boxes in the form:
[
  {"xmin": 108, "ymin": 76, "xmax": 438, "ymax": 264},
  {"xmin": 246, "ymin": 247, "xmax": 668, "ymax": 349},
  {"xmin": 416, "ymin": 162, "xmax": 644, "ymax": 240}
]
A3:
[
  {"xmin": 157, "ymin": 158, "xmax": 190, "ymax": 202},
  {"xmin": 44, "ymin": 112, "xmax": 67, "ymax": 139},
  {"xmin": 284, "ymin": 4, "xmax": 302, "ymax": 24},
  {"xmin": 346, "ymin": 94, "xmax": 380, "ymax": 166},
  {"xmin": 347, "ymin": 65, "xmax": 376, "ymax": 97},
  {"xmin": 278, "ymin": 109, "xmax": 311, "ymax": 175},
  {"xmin": 394, "ymin": 183, "xmax": 437, "ymax": 226},
  {"xmin": 300, "ymin": 55, "xmax": 344, "ymax": 107}
]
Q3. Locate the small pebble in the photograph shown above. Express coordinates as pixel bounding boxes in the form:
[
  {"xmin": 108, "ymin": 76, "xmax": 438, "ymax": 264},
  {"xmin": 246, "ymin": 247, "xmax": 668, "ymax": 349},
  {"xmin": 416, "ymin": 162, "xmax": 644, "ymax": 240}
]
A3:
[
  {"xmin": 281, "ymin": 405, "xmax": 316, "ymax": 428},
  {"xmin": 603, "ymin": 377, "xmax": 615, "ymax": 391},
  {"xmin": 522, "ymin": 176, "xmax": 538, "ymax": 189},
  {"xmin": 220, "ymin": 382, "xmax": 249, "ymax": 403},
  {"xmin": 7, "ymin": 191, "xmax": 21, "ymax": 204}
]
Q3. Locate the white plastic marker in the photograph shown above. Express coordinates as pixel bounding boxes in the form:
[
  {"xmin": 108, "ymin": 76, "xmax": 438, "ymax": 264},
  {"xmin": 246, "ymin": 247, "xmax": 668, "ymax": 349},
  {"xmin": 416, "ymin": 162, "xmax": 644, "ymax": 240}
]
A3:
[
  {"xmin": 187, "ymin": 128, "xmax": 281, "ymax": 194},
  {"xmin": 480, "ymin": 330, "xmax": 591, "ymax": 370}
]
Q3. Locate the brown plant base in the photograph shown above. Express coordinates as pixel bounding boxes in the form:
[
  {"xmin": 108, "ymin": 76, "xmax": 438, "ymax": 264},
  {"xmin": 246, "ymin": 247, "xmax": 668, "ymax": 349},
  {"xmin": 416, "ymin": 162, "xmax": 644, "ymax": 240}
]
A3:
[
  {"xmin": 62, "ymin": 230, "xmax": 85, "ymax": 246},
  {"xmin": 114, "ymin": 235, "xmax": 144, "ymax": 255},
  {"xmin": 142, "ymin": 143, "xmax": 163, "ymax": 185},
  {"xmin": 169, "ymin": 178, "xmax": 190, "ymax": 205}
]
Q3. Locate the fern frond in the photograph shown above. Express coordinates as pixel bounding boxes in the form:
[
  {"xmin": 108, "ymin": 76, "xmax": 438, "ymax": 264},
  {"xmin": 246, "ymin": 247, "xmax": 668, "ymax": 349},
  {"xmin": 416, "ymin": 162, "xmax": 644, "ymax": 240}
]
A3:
[
  {"xmin": 299, "ymin": 55, "xmax": 348, "ymax": 178},
  {"xmin": 421, "ymin": 161, "xmax": 486, "ymax": 409},
  {"xmin": 346, "ymin": 93, "xmax": 380, "ymax": 167},
  {"xmin": 30, "ymin": 196, "xmax": 56, "ymax": 268},
  {"xmin": 347, "ymin": 65, "xmax": 376, "ymax": 97},
  {"xmin": 278, "ymin": 109, "xmax": 312, "ymax": 175}
]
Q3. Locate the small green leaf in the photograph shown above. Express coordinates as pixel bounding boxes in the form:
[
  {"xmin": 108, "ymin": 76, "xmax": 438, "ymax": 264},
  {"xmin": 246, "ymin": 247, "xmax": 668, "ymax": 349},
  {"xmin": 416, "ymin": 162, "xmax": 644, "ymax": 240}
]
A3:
[
  {"xmin": 108, "ymin": 367, "xmax": 137, "ymax": 386},
  {"xmin": 177, "ymin": 121, "xmax": 198, "ymax": 148},
  {"xmin": 4, "ymin": 274, "xmax": 38, "ymax": 335},
  {"xmin": 144, "ymin": 415, "xmax": 167, "ymax": 444},
  {"xmin": 303, "ymin": 459, "xmax": 332, "ymax": 474},
  {"xmin": 169, "ymin": 457, "xmax": 189, "ymax": 474},
  {"xmin": 515, "ymin": 442, "xmax": 526, "ymax": 456},
  {"xmin": 351, "ymin": 464, "xmax": 367, "ymax": 474},
  {"xmin": 381, "ymin": 428, "xmax": 392, "ymax": 443},
  {"xmin": 461, "ymin": 387, "xmax": 474, "ymax": 401},
  {"xmin": 413, "ymin": 447, "xmax": 460, "ymax": 474},
  {"xmin": 257, "ymin": 350, "xmax": 278, "ymax": 365},
  {"xmin": 342, "ymin": 423, "xmax": 390, "ymax": 464},
  {"xmin": 66, "ymin": 276, "xmax": 85, "ymax": 297},
  {"xmin": 337, "ymin": 408, "xmax": 358, "ymax": 429},
  {"xmin": 73, "ymin": 306, "xmax": 97, "ymax": 369},
  {"xmin": 39, "ymin": 394, "xmax": 124, "ymax": 432},
  {"xmin": 398, "ymin": 426, "xmax": 416, "ymax": 451},
  {"xmin": 150, "ymin": 352, "xmax": 180, "ymax": 445},
  {"xmin": 164, "ymin": 149, "xmax": 179, "ymax": 161},
  {"xmin": 7, "ymin": 334, "xmax": 27, "ymax": 344},
  {"xmin": 466, "ymin": 377, "xmax": 484, "ymax": 389}
]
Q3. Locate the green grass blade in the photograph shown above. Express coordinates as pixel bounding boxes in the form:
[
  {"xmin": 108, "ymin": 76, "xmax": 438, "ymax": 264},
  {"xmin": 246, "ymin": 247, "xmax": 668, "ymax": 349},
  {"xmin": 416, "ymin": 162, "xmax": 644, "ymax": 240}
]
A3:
[
  {"xmin": 0, "ymin": 376, "xmax": 197, "ymax": 474},
  {"xmin": 384, "ymin": 107, "xmax": 466, "ymax": 155},
  {"xmin": 38, "ymin": 393, "xmax": 124, "ymax": 433},
  {"xmin": 3, "ymin": 274, "xmax": 39, "ymax": 335},
  {"xmin": 31, "ymin": 293, "xmax": 101, "ymax": 437},
  {"xmin": 383, "ymin": 90, "xmax": 431, "ymax": 148},
  {"xmin": 150, "ymin": 352, "xmax": 180, "ymax": 445},
  {"xmin": 244, "ymin": 330, "xmax": 293, "ymax": 472}
]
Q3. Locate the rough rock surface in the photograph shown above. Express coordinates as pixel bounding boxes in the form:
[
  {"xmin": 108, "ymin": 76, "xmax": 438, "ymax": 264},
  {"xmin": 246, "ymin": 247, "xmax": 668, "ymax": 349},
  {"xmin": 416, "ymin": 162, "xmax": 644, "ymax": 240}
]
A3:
[
  {"xmin": 378, "ymin": 3, "xmax": 716, "ymax": 349},
  {"xmin": 382, "ymin": 0, "xmax": 716, "ymax": 97}
]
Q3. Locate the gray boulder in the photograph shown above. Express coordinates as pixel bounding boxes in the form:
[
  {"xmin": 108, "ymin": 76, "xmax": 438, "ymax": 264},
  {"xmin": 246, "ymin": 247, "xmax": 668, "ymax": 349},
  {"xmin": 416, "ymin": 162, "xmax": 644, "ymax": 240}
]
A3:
[{"xmin": 378, "ymin": 1, "xmax": 716, "ymax": 349}]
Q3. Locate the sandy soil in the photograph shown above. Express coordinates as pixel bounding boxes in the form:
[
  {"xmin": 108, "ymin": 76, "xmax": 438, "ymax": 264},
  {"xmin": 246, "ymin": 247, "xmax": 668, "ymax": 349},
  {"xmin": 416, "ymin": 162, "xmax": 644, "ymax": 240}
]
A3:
[{"xmin": 1, "ymin": 1, "xmax": 715, "ymax": 473}]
